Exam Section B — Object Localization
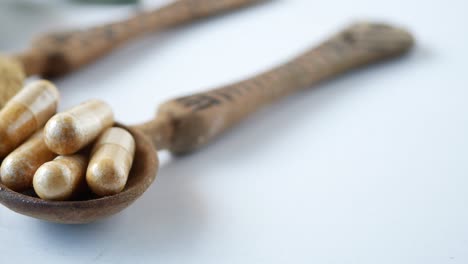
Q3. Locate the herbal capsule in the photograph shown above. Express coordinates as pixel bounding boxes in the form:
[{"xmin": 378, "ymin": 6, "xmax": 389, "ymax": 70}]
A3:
[
  {"xmin": 33, "ymin": 154, "xmax": 87, "ymax": 201},
  {"xmin": 86, "ymin": 127, "xmax": 135, "ymax": 196},
  {"xmin": 0, "ymin": 80, "xmax": 59, "ymax": 157},
  {"xmin": 0, "ymin": 130, "xmax": 57, "ymax": 191},
  {"xmin": 44, "ymin": 99, "xmax": 114, "ymax": 155}
]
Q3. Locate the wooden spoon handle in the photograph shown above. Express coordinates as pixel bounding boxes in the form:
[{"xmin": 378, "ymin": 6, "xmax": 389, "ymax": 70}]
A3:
[
  {"xmin": 137, "ymin": 22, "xmax": 414, "ymax": 153},
  {"xmin": 15, "ymin": 0, "xmax": 262, "ymax": 77}
]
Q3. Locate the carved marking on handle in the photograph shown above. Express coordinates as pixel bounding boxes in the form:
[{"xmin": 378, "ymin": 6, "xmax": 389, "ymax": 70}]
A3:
[
  {"xmin": 176, "ymin": 95, "xmax": 222, "ymax": 112},
  {"xmin": 155, "ymin": 22, "xmax": 413, "ymax": 154},
  {"xmin": 173, "ymin": 41, "xmax": 355, "ymax": 112},
  {"xmin": 171, "ymin": 23, "xmax": 413, "ymax": 114}
]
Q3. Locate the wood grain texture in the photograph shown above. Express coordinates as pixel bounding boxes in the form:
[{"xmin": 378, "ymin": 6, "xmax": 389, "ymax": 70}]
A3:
[
  {"xmin": 146, "ymin": 22, "xmax": 414, "ymax": 153},
  {"xmin": 14, "ymin": 0, "xmax": 262, "ymax": 77}
]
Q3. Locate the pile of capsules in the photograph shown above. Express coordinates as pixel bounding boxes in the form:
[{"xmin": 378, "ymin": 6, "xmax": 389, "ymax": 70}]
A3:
[{"xmin": 0, "ymin": 80, "xmax": 135, "ymax": 201}]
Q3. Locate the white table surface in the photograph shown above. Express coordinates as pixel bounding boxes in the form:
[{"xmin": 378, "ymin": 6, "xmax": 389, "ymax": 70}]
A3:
[{"xmin": 1, "ymin": 0, "xmax": 467, "ymax": 263}]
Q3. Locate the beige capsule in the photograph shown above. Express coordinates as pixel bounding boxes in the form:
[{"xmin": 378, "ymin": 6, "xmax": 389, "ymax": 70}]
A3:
[
  {"xmin": 86, "ymin": 127, "xmax": 135, "ymax": 196},
  {"xmin": 33, "ymin": 154, "xmax": 87, "ymax": 201},
  {"xmin": 0, "ymin": 130, "xmax": 57, "ymax": 191},
  {"xmin": 0, "ymin": 80, "xmax": 59, "ymax": 157},
  {"xmin": 44, "ymin": 99, "xmax": 114, "ymax": 155}
]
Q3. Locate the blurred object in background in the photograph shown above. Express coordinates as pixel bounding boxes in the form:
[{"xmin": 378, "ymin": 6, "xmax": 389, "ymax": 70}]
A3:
[
  {"xmin": 72, "ymin": 0, "xmax": 139, "ymax": 4},
  {"xmin": 0, "ymin": 0, "xmax": 175, "ymax": 52},
  {"xmin": 0, "ymin": 1, "xmax": 61, "ymax": 52},
  {"xmin": 0, "ymin": 0, "xmax": 151, "ymax": 52}
]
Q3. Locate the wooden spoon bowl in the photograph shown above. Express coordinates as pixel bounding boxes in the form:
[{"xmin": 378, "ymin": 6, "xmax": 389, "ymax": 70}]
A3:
[{"xmin": 0, "ymin": 124, "xmax": 158, "ymax": 224}]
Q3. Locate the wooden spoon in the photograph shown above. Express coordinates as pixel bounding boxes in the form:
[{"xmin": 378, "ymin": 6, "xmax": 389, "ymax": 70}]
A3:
[
  {"xmin": 0, "ymin": 0, "xmax": 263, "ymax": 107},
  {"xmin": 0, "ymin": 22, "xmax": 414, "ymax": 224}
]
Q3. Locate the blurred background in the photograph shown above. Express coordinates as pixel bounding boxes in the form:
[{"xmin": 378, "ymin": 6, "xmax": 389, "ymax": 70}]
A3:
[{"xmin": 0, "ymin": 0, "xmax": 467, "ymax": 263}]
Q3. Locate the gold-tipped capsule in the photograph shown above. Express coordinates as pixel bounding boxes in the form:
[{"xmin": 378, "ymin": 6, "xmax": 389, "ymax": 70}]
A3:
[
  {"xmin": 0, "ymin": 130, "xmax": 57, "ymax": 191},
  {"xmin": 33, "ymin": 154, "xmax": 87, "ymax": 201},
  {"xmin": 0, "ymin": 80, "xmax": 59, "ymax": 157},
  {"xmin": 44, "ymin": 99, "xmax": 114, "ymax": 155},
  {"xmin": 86, "ymin": 127, "xmax": 135, "ymax": 196}
]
